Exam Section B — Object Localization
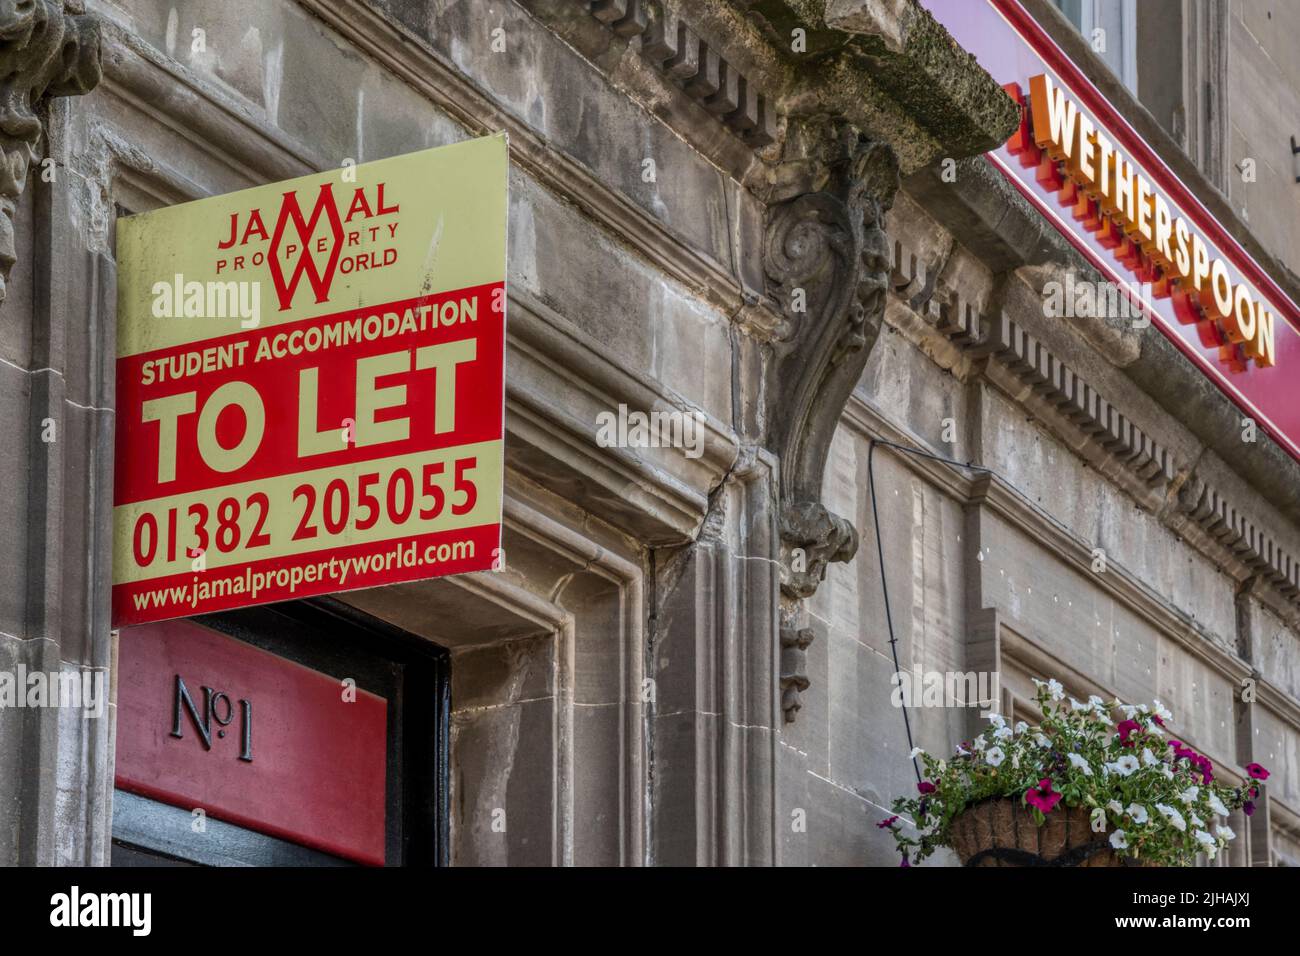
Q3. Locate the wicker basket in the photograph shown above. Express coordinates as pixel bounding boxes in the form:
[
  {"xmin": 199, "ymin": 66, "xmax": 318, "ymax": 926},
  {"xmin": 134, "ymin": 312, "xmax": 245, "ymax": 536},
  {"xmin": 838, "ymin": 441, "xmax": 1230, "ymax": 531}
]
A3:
[{"xmin": 949, "ymin": 798, "xmax": 1135, "ymax": 867}]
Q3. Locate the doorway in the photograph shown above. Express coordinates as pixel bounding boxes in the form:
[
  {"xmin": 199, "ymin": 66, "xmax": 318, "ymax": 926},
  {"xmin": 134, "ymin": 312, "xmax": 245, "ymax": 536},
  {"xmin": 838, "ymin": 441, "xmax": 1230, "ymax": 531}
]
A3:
[{"xmin": 110, "ymin": 599, "xmax": 448, "ymax": 866}]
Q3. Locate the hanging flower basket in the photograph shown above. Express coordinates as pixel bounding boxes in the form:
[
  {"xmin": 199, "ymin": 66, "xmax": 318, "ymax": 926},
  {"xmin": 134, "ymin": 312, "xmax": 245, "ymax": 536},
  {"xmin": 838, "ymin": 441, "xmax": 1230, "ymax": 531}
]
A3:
[
  {"xmin": 949, "ymin": 798, "xmax": 1132, "ymax": 867},
  {"xmin": 879, "ymin": 679, "xmax": 1269, "ymax": 867}
]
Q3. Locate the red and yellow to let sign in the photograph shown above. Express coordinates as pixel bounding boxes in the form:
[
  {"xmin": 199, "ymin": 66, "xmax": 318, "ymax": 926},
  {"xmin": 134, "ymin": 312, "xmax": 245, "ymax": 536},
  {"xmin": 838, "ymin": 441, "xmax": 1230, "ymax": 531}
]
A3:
[{"xmin": 112, "ymin": 135, "xmax": 508, "ymax": 626}]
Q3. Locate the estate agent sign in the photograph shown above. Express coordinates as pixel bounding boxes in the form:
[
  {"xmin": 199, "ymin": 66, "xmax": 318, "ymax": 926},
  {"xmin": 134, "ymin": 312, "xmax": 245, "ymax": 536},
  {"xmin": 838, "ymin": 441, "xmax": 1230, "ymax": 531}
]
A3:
[{"xmin": 113, "ymin": 135, "xmax": 508, "ymax": 626}]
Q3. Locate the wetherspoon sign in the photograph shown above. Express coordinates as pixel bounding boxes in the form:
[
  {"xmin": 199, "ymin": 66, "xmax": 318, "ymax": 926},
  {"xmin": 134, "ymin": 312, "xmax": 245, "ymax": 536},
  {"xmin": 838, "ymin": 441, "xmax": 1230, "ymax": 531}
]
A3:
[
  {"xmin": 113, "ymin": 135, "xmax": 508, "ymax": 626},
  {"xmin": 922, "ymin": 0, "xmax": 1300, "ymax": 462}
]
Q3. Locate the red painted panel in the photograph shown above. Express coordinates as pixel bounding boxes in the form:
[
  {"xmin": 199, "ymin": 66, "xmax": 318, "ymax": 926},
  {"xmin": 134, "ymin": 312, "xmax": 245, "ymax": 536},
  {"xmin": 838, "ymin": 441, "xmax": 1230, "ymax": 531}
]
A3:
[{"xmin": 115, "ymin": 619, "xmax": 387, "ymax": 865}]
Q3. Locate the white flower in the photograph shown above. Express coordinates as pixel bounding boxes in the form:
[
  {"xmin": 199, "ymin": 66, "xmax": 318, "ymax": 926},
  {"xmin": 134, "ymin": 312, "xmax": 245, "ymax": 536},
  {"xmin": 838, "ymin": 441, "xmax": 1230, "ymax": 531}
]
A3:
[
  {"xmin": 1127, "ymin": 804, "xmax": 1149, "ymax": 825},
  {"xmin": 1156, "ymin": 803, "xmax": 1186, "ymax": 831},
  {"xmin": 909, "ymin": 747, "xmax": 925, "ymax": 759},
  {"xmin": 1033, "ymin": 733, "xmax": 1051, "ymax": 748},
  {"xmin": 1179, "ymin": 785, "xmax": 1200, "ymax": 804},
  {"xmin": 1011, "ymin": 752, "xmax": 1019, "ymax": 769},
  {"xmin": 1190, "ymin": 813, "xmax": 1204, "ymax": 828},
  {"xmin": 1215, "ymin": 824, "xmax": 1235, "ymax": 841},
  {"xmin": 1112, "ymin": 755, "xmax": 1140, "ymax": 777},
  {"xmin": 1193, "ymin": 830, "xmax": 1216, "ymax": 849},
  {"xmin": 985, "ymin": 746, "xmax": 1005, "ymax": 767},
  {"xmin": 1014, "ymin": 721, "xmax": 1028, "ymax": 734},
  {"xmin": 1118, "ymin": 703, "xmax": 1139, "ymax": 720},
  {"xmin": 1141, "ymin": 747, "xmax": 1159, "ymax": 767},
  {"xmin": 1153, "ymin": 699, "xmax": 1172, "ymax": 721},
  {"xmin": 1067, "ymin": 752, "xmax": 1093, "ymax": 776},
  {"xmin": 993, "ymin": 726, "xmax": 1012, "ymax": 740},
  {"xmin": 1088, "ymin": 695, "xmax": 1108, "ymax": 714},
  {"xmin": 1159, "ymin": 764, "xmax": 1174, "ymax": 780},
  {"xmin": 1109, "ymin": 830, "xmax": 1128, "ymax": 850},
  {"xmin": 973, "ymin": 735, "xmax": 987, "ymax": 751},
  {"xmin": 1070, "ymin": 698, "xmax": 1090, "ymax": 712},
  {"xmin": 1207, "ymin": 793, "xmax": 1230, "ymax": 817},
  {"xmin": 1035, "ymin": 678, "xmax": 1065, "ymax": 701},
  {"xmin": 987, "ymin": 713, "xmax": 1006, "ymax": 729},
  {"xmin": 955, "ymin": 743, "xmax": 970, "ymax": 756},
  {"xmin": 1107, "ymin": 800, "xmax": 1124, "ymax": 815},
  {"xmin": 1090, "ymin": 807, "xmax": 1107, "ymax": 833},
  {"xmin": 937, "ymin": 759, "xmax": 947, "ymax": 774}
]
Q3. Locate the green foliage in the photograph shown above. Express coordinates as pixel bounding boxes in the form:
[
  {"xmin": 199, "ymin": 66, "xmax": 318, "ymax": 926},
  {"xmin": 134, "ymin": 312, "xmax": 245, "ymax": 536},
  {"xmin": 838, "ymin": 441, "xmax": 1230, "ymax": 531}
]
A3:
[{"xmin": 882, "ymin": 680, "xmax": 1264, "ymax": 867}]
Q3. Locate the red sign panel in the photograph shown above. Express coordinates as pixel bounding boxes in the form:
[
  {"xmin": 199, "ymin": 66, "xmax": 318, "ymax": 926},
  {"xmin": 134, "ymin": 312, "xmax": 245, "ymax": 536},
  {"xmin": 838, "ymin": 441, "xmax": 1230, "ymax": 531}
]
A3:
[
  {"xmin": 923, "ymin": 0, "xmax": 1300, "ymax": 462},
  {"xmin": 115, "ymin": 619, "xmax": 388, "ymax": 865}
]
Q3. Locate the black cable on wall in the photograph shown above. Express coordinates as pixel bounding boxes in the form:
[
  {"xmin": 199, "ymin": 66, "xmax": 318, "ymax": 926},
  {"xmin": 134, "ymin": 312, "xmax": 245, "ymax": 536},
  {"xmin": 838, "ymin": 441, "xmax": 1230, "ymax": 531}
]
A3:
[{"xmin": 866, "ymin": 438, "xmax": 996, "ymax": 784}]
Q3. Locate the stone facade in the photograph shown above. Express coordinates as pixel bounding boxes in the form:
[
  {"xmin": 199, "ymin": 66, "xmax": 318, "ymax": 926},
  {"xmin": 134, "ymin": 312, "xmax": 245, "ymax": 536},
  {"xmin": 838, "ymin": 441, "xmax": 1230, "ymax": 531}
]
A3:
[{"xmin": 1, "ymin": 0, "xmax": 1297, "ymax": 866}]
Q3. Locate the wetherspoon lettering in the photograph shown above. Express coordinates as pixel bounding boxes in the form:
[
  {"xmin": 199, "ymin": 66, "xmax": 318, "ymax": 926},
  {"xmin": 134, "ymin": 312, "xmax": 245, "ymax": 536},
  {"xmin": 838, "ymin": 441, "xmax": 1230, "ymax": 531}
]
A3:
[{"xmin": 1019, "ymin": 72, "xmax": 1276, "ymax": 371}]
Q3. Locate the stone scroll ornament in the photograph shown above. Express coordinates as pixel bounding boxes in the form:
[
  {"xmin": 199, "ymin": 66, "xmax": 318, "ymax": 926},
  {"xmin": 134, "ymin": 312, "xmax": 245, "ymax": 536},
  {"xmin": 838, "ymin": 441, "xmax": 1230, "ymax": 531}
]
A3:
[
  {"xmin": 0, "ymin": 0, "xmax": 102, "ymax": 304},
  {"xmin": 763, "ymin": 121, "xmax": 898, "ymax": 721}
]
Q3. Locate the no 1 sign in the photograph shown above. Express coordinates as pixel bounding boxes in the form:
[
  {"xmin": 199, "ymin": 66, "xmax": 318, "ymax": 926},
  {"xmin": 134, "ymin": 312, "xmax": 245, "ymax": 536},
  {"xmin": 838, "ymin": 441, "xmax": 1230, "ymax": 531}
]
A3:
[{"xmin": 113, "ymin": 136, "xmax": 508, "ymax": 626}]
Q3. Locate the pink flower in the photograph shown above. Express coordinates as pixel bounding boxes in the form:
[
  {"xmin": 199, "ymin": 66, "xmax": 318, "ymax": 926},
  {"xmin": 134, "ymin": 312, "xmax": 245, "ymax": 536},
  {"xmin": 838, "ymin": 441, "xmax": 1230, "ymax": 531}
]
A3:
[
  {"xmin": 1116, "ymin": 719, "xmax": 1140, "ymax": 746},
  {"xmin": 1193, "ymin": 755, "xmax": 1214, "ymax": 784},
  {"xmin": 1152, "ymin": 714, "xmax": 1165, "ymax": 728},
  {"xmin": 1025, "ymin": 778, "xmax": 1062, "ymax": 813},
  {"xmin": 899, "ymin": 853, "xmax": 910, "ymax": 868},
  {"xmin": 1246, "ymin": 763, "xmax": 1270, "ymax": 781},
  {"xmin": 917, "ymin": 781, "xmax": 936, "ymax": 794},
  {"xmin": 877, "ymin": 816, "xmax": 899, "ymax": 829},
  {"xmin": 1169, "ymin": 739, "xmax": 1198, "ymax": 762},
  {"xmin": 1243, "ymin": 800, "xmax": 1256, "ymax": 817}
]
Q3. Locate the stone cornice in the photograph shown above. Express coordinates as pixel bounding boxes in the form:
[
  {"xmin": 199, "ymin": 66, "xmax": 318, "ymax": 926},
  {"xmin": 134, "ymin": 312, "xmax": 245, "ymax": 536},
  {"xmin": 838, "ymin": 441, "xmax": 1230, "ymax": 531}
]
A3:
[
  {"xmin": 537, "ymin": 1, "xmax": 1017, "ymax": 180},
  {"xmin": 904, "ymin": 156, "xmax": 1300, "ymax": 531},
  {"xmin": 578, "ymin": 1, "xmax": 778, "ymax": 147},
  {"xmin": 887, "ymin": 231, "xmax": 1300, "ymax": 624},
  {"xmin": 740, "ymin": 0, "xmax": 1019, "ymax": 173}
]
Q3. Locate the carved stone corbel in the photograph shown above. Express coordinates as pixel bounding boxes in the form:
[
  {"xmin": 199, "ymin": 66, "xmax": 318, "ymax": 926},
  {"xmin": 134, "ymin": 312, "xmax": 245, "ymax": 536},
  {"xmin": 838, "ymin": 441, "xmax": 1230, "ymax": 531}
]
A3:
[
  {"xmin": 779, "ymin": 626, "xmax": 814, "ymax": 722},
  {"xmin": 762, "ymin": 118, "xmax": 897, "ymax": 720},
  {"xmin": 0, "ymin": 0, "xmax": 102, "ymax": 304},
  {"xmin": 764, "ymin": 119, "xmax": 897, "ymax": 596}
]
